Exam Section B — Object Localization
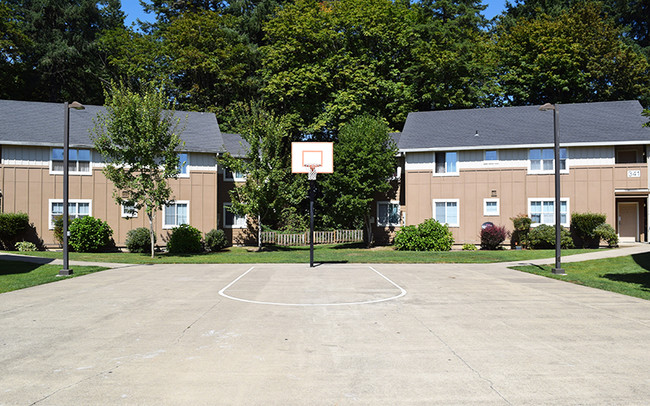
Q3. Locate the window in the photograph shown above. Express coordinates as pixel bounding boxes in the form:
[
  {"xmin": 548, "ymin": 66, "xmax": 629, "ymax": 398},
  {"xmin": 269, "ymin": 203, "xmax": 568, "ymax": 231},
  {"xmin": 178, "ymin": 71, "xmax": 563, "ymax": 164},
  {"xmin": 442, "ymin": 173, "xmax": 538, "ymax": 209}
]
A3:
[
  {"xmin": 163, "ymin": 201, "xmax": 189, "ymax": 229},
  {"xmin": 48, "ymin": 199, "xmax": 91, "ymax": 229},
  {"xmin": 223, "ymin": 203, "xmax": 246, "ymax": 228},
  {"xmin": 178, "ymin": 153, "xmax": 189, "ymax": 176},
  {"xmin": 121, "ymin": 203, "xmax": 138, "ymax": 218},
  {"xmin": 377, "ymin": 201, "xmax": 400, "ymax": 226},
  {"xmin": 51, "ymin": 148, "xmax": 91, "ymax": 174},
  {"xmin": 484, "ymin": 199, "xmax": 499, "ymax": 216},
  {"xmin": 529, "ymin": 199, "xmax": 569, "ymax": 226},
  {"xmin": 433, "ymin": 199, "xmax": 459, "ymax": 227},
  {"xmin": 435, "ymin": 152, "xmax": 458, "ymax": 174},
  {"xmin": 529, "ymin": 148, "xmax": 567, "ymax": 172},
  {"xmin": 485, "ymin": 150, "xmax": 498, "ymax": 161},
  {"xmin": 224, "ymin": 168, "xmax": 246, "ymax": 181}
]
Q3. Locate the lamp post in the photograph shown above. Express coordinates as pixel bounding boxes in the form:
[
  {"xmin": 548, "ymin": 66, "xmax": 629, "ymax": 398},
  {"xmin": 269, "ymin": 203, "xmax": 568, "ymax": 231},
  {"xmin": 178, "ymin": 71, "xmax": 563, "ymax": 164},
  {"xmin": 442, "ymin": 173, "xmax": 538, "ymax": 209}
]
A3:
[
  {"xmin": 58, "ymin": 101, "xmax": 85, "ymax": 277},
  {"xmin": 539, "ymin": 102, "xmax": 566, "ymax": 275}
]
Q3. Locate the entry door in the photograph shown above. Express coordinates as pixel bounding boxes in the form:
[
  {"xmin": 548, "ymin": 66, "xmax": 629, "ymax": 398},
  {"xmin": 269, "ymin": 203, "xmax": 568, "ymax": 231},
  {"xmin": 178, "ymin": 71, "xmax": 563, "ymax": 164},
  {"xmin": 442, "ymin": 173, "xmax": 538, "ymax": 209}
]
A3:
[{"xmin": 618, "ymin": 202, "xmax": 639, "ymax": 242}]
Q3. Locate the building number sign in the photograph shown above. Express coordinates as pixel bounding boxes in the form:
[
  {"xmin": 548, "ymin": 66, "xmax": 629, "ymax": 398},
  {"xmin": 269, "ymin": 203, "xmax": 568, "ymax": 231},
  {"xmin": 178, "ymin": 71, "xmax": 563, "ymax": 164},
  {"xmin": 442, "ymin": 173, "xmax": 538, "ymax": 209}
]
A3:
[{"xmin": 627, "ymin": 170, "xmax": 641, "ymax": 178}]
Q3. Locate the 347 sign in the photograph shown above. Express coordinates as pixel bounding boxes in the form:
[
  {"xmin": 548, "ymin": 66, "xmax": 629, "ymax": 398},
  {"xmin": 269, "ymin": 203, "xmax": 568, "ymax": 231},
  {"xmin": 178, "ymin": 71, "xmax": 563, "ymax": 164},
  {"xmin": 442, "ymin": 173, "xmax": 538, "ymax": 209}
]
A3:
[{"xmin": 627, "ymin": 170, "xmax": 641, "ymax": 178}]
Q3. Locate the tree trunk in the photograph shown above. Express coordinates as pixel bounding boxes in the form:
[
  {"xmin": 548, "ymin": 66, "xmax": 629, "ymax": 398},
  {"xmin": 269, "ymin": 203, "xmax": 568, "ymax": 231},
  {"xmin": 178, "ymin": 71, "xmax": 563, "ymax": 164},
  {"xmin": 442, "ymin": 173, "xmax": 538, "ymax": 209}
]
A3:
[
  {"xmin": 364, "ymin": 214, "xmax": 374, "ymax": 248},
  {"xmin": 257, "ymin": 215, "xmax": 262, "ymax": 251},
  {"xmin": 148, "ymin": 210, "xmax": 155, "ymax": 259}
]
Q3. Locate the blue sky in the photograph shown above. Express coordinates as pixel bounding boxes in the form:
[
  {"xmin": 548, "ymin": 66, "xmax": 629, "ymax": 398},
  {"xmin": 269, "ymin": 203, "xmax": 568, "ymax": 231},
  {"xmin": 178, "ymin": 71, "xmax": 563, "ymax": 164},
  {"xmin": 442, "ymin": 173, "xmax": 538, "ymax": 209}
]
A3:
[{"xmin": 121, "ymin": 0, "xmax": 508, "ymax": 27}]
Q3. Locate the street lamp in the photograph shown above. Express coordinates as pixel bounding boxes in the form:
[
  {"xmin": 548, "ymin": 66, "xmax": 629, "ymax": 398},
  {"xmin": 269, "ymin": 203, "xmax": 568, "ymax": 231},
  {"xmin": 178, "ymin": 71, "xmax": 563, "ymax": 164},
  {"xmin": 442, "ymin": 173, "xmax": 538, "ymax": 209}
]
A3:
[
  {"xmin": 58, "ymin": 101, "xmax": 85, "ymax": 277},
  {"xmin": 539, "ymin": 103, "xmax": 566, "ymax": 275}
]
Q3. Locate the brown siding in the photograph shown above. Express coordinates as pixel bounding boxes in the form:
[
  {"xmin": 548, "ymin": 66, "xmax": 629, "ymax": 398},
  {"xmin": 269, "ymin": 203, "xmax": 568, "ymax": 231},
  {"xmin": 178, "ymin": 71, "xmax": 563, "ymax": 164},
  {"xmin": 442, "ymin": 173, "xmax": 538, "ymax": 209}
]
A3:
[{"xmin": 405, "ymin": 164, "xmax": 647, "ymax": 244}]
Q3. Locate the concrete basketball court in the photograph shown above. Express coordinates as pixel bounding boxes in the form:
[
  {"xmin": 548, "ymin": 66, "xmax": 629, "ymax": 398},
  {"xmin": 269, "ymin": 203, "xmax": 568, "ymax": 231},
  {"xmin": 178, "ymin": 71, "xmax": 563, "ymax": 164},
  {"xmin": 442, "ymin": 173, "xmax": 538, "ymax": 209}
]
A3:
[{"xmin": 2, "ymin": 257, "xmax": 650, "ymax": 405}]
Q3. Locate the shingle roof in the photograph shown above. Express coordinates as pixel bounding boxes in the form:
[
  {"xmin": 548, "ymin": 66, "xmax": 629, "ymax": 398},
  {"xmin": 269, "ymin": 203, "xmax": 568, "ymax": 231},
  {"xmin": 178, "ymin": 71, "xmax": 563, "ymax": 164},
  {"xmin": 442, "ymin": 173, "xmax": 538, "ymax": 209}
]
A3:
[
  {"xmin": 221, "ymin": 133, "xmax": 250, "ymax": 157},
  {"xmin": 399, "ymin": 100, "xmax": 650, "ymax": 151},
  {"xmin": 0, "ymin": 99, "xmax": 225, "ymax": 153}
]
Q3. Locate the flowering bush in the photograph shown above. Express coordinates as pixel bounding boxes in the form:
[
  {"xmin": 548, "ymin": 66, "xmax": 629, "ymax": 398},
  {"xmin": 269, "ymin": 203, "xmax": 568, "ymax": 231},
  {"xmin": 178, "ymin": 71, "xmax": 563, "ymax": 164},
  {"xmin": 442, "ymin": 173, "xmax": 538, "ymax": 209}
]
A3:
[{"xmin": 480, "ymin": 225, "xmax": 509, "ymax": 250}]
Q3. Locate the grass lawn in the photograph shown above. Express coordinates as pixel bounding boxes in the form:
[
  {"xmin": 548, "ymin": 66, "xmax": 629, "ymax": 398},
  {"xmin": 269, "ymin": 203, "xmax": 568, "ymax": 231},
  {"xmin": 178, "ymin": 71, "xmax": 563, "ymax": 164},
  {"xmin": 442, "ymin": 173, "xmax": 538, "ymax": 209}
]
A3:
[
  {"xmin": 0, "ymin": 260, "xmax": 108, "ymax": 294},
  {"xmin": 512, "ymin": 252, "xmax": 650, "ymax": 300},
  {"xmin": 4, "ymin": 244, "xmax": 599, "ymax": 264}
]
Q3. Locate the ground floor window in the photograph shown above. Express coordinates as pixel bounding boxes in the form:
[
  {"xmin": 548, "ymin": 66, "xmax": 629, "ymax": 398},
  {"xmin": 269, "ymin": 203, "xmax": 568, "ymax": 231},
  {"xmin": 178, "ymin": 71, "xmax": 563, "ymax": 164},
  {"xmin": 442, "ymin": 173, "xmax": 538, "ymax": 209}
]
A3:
[
  {"xmin": 223, "ymin": 203, "xmax": 246, "ymax": 228},
  {"xmin": 49, "ymin": 199, "xmax": 91, "ymax": 229},
  {"xmin": 377, "ymin": 201, "xmax": 400, "ymax": 226},
  {"xmin": 529, "ymin": 198, "xmax": 568, "ymax": 226},
  {"xmin": 484, "ymin": 198, "xmax": 499, "ymax": 216},
  {"xmin": 163, "ymin": 201, "xmax": 189, "ymax": 229},
  {"xmin": 433, "ymin": 199, "xmax": 459, "ymax": 227},
  {"xmin": 121, "ymin": 203, "xmax": 138, "ymax": 218}
]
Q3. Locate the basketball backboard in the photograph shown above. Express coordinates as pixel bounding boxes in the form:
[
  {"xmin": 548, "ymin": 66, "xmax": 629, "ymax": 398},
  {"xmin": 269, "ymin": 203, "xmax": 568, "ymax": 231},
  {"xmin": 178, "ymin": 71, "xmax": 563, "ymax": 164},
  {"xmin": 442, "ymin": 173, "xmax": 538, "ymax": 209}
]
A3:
[{"xmin": 291, "ymin": 142, "xmax": 334, "ymax": 173}]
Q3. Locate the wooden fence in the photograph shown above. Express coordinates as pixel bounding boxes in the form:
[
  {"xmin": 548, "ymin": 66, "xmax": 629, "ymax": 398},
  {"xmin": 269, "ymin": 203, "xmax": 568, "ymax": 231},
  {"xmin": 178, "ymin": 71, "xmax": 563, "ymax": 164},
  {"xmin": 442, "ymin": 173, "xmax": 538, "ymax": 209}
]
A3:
[{"xmin": 260, "ymin": 230, "xmax": 363, "ymax": 246}]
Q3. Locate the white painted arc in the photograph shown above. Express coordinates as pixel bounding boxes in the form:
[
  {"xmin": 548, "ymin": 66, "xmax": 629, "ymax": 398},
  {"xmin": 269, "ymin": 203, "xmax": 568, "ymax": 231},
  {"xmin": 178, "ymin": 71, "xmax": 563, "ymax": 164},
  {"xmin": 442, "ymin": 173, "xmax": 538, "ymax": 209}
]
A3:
[{"xmin": 218, "ymin": 266, "xmax": 406, "ymax": 307}]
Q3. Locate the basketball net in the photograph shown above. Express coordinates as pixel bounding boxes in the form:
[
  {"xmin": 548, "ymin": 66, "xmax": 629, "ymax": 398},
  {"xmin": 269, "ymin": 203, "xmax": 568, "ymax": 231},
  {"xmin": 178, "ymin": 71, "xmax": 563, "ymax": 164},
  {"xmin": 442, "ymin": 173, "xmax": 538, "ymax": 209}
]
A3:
[{"xmin": 306, "ymin": 164, "xmax": 321, "ymax": 181}]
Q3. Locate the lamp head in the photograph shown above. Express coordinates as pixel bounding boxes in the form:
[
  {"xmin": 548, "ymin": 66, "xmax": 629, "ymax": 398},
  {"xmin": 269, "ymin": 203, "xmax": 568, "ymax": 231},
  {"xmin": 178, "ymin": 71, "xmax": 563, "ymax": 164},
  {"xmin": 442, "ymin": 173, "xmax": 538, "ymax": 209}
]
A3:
[
  {"xmin": 539, "ymin": 103, "xmax": 555, "ymax": 111},
  {"xmin": 69, "ymin": 101, "xmax": 85, "ymax": 110}
]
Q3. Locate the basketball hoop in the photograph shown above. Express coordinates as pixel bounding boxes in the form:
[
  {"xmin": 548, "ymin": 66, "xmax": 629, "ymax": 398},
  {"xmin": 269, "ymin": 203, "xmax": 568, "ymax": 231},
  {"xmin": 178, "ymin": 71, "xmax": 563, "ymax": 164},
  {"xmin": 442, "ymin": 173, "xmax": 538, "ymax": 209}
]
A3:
[{"xmin": 306, "ymin": 164, "xmax": 321, "ymax": 181}]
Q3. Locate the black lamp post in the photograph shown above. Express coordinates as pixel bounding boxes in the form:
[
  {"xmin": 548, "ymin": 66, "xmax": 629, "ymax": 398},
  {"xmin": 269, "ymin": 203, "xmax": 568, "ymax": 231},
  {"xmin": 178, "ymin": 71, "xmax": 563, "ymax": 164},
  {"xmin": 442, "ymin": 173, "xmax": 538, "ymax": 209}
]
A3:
[
  {"xmin": 539, "ymin": 102, "xmax": 566, "ymax": 275},
  {"xmin": 58, "ymin": 101, "xmax": 85, "ymax": 277}
]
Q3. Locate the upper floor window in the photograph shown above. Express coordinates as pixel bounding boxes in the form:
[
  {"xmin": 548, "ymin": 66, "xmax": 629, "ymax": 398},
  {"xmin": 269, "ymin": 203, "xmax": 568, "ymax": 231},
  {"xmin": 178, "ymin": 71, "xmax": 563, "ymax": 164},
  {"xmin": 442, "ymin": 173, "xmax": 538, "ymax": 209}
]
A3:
[
  {"xmin": 435, "ymin": 152, "xmax": 458, "ymax": 174},
  {"xmin": 377, "ymin": 201, "xmax": 400, "ymax": 226},
  {"xmin": 529, "ymin": 148, "xmax": 566, "ymax": 172},
  {"xmin": 51, "ymin": 148, "xmax": 91, "ymax": 174},
  {"xmin": 224, "ymin": 168, "xmax": 246, "ymax": 182},
  {"xmin": 178, "ymin": 153, "xmax": 189, "ymax": 176},
  {"xmin": 615, "ymin": 146, "xmax": 645, "ymax": 164},
  {"xmin": 485, "ymin": 150, "xmax": 498, "ymax": 161}
]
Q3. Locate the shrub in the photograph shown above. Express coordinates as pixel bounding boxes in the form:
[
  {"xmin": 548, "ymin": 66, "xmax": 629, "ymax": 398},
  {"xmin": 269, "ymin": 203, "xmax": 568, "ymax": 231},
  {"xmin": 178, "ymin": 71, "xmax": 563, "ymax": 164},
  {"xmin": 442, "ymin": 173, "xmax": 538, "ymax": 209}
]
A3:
[
  {"xmin": 571, "ymin": 212, "xmax": 606, "ymax": 248},
  {"xmin": 0, "ymin": 212, "xmax": 30, "ymax": 250},
  {"xmin": 480, "ymin": 225, "xmax": 509, "ymax": 250},
  {"xmin": 462, "ymin": 243, "xmax": 477, "ymax": 251},
  {"xmin": 528, "ymin": 224, "xmax": 574, "ymax": 249},
  {"xmin": 594, "ymin": 223, "xmax": 618, "ymax": 248},
  {"xmin": 53, "ymin": 215, "xmax": 64, "ymax": 246},
  {"xmin": 68, "ymin": 216, "xmax": 113, "ymax": 252},
  {"xmin": 205, "ymin": 229, "xmax": 228, "ymax": 252},
  {"xmin": 15, "ymin": 241, "xmax": 37, "ymax": 251},
  {"xmin": 126, "ymin": 227, "xmax": 156, "ymax": 253},
  {"xmin": 510, "ymin": 214, "xmax": 532, "ymax": 249},
  {"xmin": 167, "ymin": 224, "xmax": 203, "ymax": 254},
  {"xmin": 394, "ymin": 219, "xmax": 454, "ymax": 251}
]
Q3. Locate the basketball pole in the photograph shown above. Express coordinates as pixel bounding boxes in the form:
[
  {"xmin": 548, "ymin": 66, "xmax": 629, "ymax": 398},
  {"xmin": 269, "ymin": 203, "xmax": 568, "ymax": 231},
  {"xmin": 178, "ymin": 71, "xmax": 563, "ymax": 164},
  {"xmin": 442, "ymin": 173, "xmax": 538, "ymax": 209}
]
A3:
[{"xmin": 309, "ymin": 178, "xmax": 315, "ymax": 267}]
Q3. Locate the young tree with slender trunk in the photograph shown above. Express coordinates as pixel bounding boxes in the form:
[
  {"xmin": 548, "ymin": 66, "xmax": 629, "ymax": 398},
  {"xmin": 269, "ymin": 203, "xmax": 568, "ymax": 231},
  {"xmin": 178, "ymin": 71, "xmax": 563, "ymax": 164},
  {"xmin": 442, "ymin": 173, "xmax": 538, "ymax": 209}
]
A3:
[{"xmin": 91, "ymin": 82, "xmax": 184, "ymax": 258}]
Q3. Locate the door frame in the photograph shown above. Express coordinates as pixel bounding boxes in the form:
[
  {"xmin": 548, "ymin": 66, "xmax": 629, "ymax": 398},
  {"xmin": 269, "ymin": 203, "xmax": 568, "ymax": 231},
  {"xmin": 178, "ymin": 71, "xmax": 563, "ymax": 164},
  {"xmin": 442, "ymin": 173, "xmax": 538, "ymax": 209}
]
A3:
[{"xmin": 618, "ymin": 201, "xmax": 639, "ymax": 242}]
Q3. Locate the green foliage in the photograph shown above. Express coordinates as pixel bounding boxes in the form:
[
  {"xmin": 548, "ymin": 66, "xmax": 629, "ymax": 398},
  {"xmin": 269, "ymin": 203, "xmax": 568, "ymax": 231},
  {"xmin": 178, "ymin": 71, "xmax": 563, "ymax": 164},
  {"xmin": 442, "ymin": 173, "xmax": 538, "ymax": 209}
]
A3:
[
  {"xmin": 462, "ymin": 243, "xmax": 477, "ymax": 251},
  {"xmin": 278, "ymin": 206, "xmax": 308, "ymax": 233},
  {"xmin": 319, "ymin": 114, "xmax": 398, "ymax": 245},
  {"xmin": 511, "ymin": 214, "xmax": 532, "ymax": 248},
  {"xmin": 204, "ymin": 229, "xmax": 229, "ymax": 252},
  {"xmin": 480, "ymin": 225, "xmax": 509, "ymax": 250},
  {"xmin": 394, "ymin": 219, "xmax": 454, "ymax": 251},
  {"xmin": 53, "ymin": 216, "xmax": 64, "ymax": 247},
  {"xmin": 166, "ymin": 224, "xmax": 203, "ymax": 254},
  {"xmin": 125, "ymin": 227, "xmax": 157, "ymax": 254},
  {"xmin": 91, "ymin": 82, "xmax": 184, "ymax": 258},
  {"xmin": 217, "ymin": 102, "xmax": 305, "ymax": 234},
  {"xmin": 571, "ymin": 212, "xmax": 607, "ymax": 248},
  {"xmin": 261, "ymin": 0, "xmax": 417, "ymax": 134},
  {"xmin": 594, "ymin": 223, "xmax": 618, "ymax": 248},
  {"xmin": 68, "ymin": 216, "xmax": 113, "ymax": 253},
  {"xmin": 0, "ymin": 212, "xmax": 29, "ymax": 250},
  {"xmin": 495, "ymin": 1, "xmax": 650, "ymax": 105},
  {"xmin": 528, "ymin": 225, "xmax": 574, "ymax": 249},
  {"xmin": 15, "ymin": 241, "xmax": 37, "ymax": 251}
]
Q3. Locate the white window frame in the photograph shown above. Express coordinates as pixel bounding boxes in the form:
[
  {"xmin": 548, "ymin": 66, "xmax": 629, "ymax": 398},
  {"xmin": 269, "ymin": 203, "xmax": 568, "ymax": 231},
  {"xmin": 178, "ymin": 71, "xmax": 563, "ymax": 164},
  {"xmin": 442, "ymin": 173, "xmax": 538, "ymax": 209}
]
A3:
[
  {"xmin": 528, "ymin": 198, "xmax": 569, "ymax": 227},
  {"xmin": 483, "ymin": 198, "xmax": 500, "ymax": 216},
  {"xmin": 432, "ymin": 199, "xmax": 460, "ymax": 227},
  {"xmin": 223, "ymin": 168, "xmax": 246, "ymax": 182},
  {"xmin": 376, "ymin": 200, "xmax": 401, "ymax": 227},
  {"xmin": 48, "ymin": 199, "xmax": 92, "ymax": 229},
  {"xmin": 49, "ymin": 148, "xmax": 92, "ymax": 175},
  {"xmin": 528, "ymin": 148, "xmax": 569, "ymax": 174},
  {"xmin": 177, "ymin": 152, "xmax": 190, "ymax": 177},
  {"xmin": 433, "ymin": 151, "xmax": 459, "ymax": 176},
  {"xmin": 223, "ymin": 202, "xmax": 247, "ymax": 228},
  {"xmin": 162, "ymin": 201, "xmax": 190, "ymax": 229},
  {"xmin": 484, "ymin": 150, "xmax": 498, "ymax": 161},
  {"xmin": 121, "ymin": 203, "xmax": 138, "ymax": 218}
]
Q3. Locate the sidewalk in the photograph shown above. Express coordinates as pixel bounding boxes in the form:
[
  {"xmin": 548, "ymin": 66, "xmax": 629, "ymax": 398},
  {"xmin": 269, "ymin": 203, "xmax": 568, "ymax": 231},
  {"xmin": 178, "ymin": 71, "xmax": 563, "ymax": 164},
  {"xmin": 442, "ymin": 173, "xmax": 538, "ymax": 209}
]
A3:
[
  {"xmin": 0, "ymin": 252, "xmax": 134, "ymax": 269},
  {"xmin": 505, "ymin": 242, "xmax": 650, "ymax": 267}
]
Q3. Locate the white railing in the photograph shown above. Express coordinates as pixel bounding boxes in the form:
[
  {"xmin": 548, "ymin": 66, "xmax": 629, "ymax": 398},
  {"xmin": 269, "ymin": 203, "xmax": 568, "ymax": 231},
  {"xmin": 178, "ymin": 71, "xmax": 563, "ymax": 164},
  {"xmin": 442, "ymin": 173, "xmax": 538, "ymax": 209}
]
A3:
[{"xmin": 260, "ymin": 230, "xmax": 363, "ymax": 246}]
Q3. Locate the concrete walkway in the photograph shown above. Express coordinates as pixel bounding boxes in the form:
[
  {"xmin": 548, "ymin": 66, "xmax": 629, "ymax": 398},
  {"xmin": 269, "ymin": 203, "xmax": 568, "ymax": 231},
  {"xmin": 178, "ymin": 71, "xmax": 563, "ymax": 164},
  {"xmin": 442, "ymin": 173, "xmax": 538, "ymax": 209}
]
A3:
[{"xmin": 2, "ymin": 248, "xmax": 650, "ymax": 405}]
